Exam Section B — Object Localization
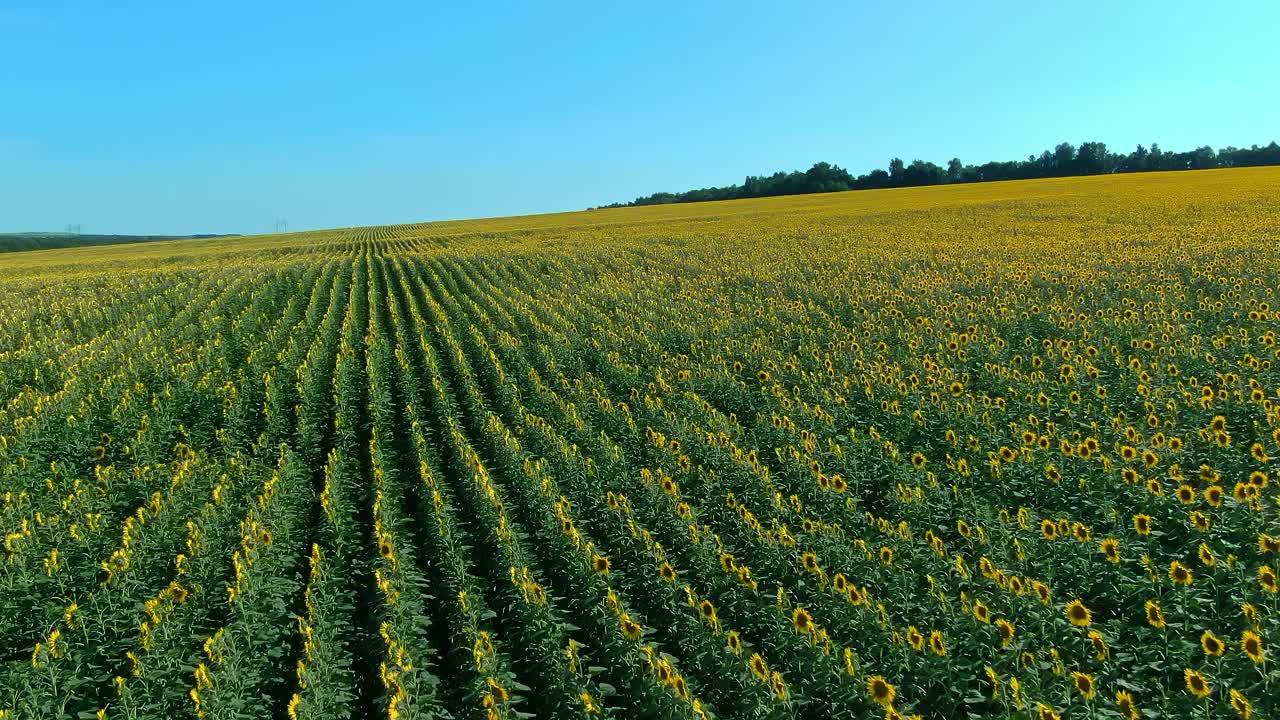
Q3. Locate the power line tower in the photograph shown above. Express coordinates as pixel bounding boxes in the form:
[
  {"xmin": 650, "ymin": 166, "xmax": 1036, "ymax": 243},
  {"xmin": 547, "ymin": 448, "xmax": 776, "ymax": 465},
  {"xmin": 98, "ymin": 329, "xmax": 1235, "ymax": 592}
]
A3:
[
  {"xmin": 65, "ymin": 224, "xmax": 82, "ymax": 235},
  {"xmin": 274, "ymin": 218, "xmax": 289, "ymax": 234}
]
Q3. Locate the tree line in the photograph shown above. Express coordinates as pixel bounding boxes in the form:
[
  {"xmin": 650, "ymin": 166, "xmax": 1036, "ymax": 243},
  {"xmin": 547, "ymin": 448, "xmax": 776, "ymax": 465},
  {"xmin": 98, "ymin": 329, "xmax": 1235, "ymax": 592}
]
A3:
[
  {"xmin": 596, "ymin": 140, "xmax": 1280, "ymax": 208},
  {"xmin": 0, "ymin": 233, "xmax": 241, "ymax": 253}
]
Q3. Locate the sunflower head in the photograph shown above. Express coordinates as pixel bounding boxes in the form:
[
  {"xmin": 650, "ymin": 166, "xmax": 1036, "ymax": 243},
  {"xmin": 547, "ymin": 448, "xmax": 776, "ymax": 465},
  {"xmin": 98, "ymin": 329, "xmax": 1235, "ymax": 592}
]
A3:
[
  {"xmin": 995, "ymin": 619, "xmax": 1015, "ymax": 646},
  {"xmin": 1183, "ymin": 668, "xmax": 1210, "ymax": 698},
  {"xmin": 1133, "ymin": 514, "xmax": 1152, "ymax": 535},
  {"xmin": 791, "ymin": 607, "xmax": 814, "ymax": 634},
  {"xmin": 1065, "ymin": 599, "xmax": 1091, "ymax": 627},
  {"xmin": 1230, "ymin": 688, "xmax": 1253, "ymax": 719},
  {"xmin": 1241, "ymin": 630, "xmax": 1264, "ymax": 664},
  {"xmin": 1170, "ymin": 560, "xmax": 1193, "ymax": 586},
  {"xmin": 1114, "ymin": 690, "xmax": 1138, "ymax": 720},
  {"xmin": 866, "ymin": 675, "xmax": 896, "ymax": 707},
  {"xmin": 726, "ymin": 630, "xmax": 742, "ymax": 655},
  {"xmin": 1071, "ymin": 671, "xmax": 1096, "ymax": 700},
  {"xmin": 1145, "ymin": 600, "xmax": 1166, "ymax": 628},
  {"xmin": 1100, "ymin": 537, "xmax": 1120, "ymax": 563},
  {"xmin": 1200, "ymin": 630, "xmax": 1224, "ymax": 657}
]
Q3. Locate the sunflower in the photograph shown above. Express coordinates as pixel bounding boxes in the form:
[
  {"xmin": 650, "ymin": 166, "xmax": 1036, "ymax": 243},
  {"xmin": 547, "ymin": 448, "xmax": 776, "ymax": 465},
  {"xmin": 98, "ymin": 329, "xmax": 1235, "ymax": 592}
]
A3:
[
  {"xmin": 592, "ymin": 555, "xmax": 610, "ymax": 575},
  {"xmin": 879, "ymin": 546, "xmax": 894, "ymax": 565},
  {"xmin": 769, "ymin": 671, "xmax": 787, "ymax": 700},
  {"xmin": 995, "ymin": 619, "xmax": 1015, "ymax": 646},
  {"xmin": 619, "ymin": 614, "xmax": 642, "ymax": 641},
  {"xmin": 791, "ymin": 607, "xmax": 814, "ymax": 635},
  {"xmin": 973, "ymin": 600, "xmax": 991, "ymax": 624},
  {"xmin": 1032, "ymin": 581, "xmax": 1051, "ymax": 606},
  {"xmin": 659, "ymin": 562, "xmax": 677, "ymax": 583},
  {"xmin": 698, "ymin": 599, "xmax": 718, "ymax": 628},
  {"xmin": 1071, "ymin": 671, "xmax": 1096, "ymax": 701},
  {"xmin": 1198, "ymin": 543, "xmax": 1216, "ymax": 568},
  {"xmin": 929, "ymin": 629, "xmax": 946, "ymax": 656},
  {"xmin": 1241, "ymin": 629, "xmax": 1264, "ymax": 664},
  {"xmin": 1040, "ymin": 519, "xmax": 1058, "ymax": 540},
  {"xmin": 1065, "ymin": 599, "xmax": 1091, "ymax": 627},
  {"xmin": 748, "ymin": 653, "xmax": 768, "ymax": 681},
  {"xmin": 1189, "ymin": 511, "xmax": 1210, "ymax": 533},
  {"xmin": 1259, "ymin": 534, "xmax": 1280, "ymax": 554},
  {"xmin": 1176, "ymin": 484, "xmax": 1196, "ymax": 504},
  {"xmin": 983, "ymin": 666, "xmax": 1001, "ymax": 699},
  {"xmin": 866, "ymin": 675, "xmax": 896, "ymax": 707},
  {"xmin": 1035, "ymin": 702, "xmax": 1061, "ymax": 720},
  {"xmin": 1114, "ymin": 690, "xmax": 1139, "ymax": 720},
  {"xmin": 1169, "ymin": 560, "xmax": 1193, "ymax": 586},
  {"xmin": 907, "ymin": 625, "xmax": 924, "ymax": 652},
  {"xmin": 1100, "ymin": 537, "xmax": 1120, "ymax": 563},
  {"xmin": 725, "ymin": 630, "xmax": 742, "ymax": 655},
  {"xmin": 1183, "ymin": 668, "xmax": 1210, "ymax": 698},
  {"xmin": 801, "ymin": 552, "xmax": 820, "ymax": 573},
  {"xmin": 1088, "ymin": 630, "xmax": 1109, "ymax": 661},
  {"xmin": 1204, "ymin": 485, "xmax": 1224, "ymax": 507},
  {"xmin": 1132, "ymin": 514, "xmax": 1156, "ymax": 537},
  {"xmin": 1200, "ymin": 630, "xmax": 1225, "ymax": 657},
  {"xmin": 672, "ymin": 675, "xmax": 689, "ymax": 701},
  {"xmin": 1242, "ymin": 602, "xmax": 1259, "ymax": 626},
  {"xmin": 1144, "ymin": 600, "xmax": 1166, "ymax": 629},
  {"xmin": 1230, "ymin": 688, "xmax": 1253, "ymax": 719},
  {"xmin": 1260, "ymin": 565, "xmax": 1279, "ymax": 593},
  {"xmin": 833, "ymin": 573, "xmax": 848, "ymax": 592}
]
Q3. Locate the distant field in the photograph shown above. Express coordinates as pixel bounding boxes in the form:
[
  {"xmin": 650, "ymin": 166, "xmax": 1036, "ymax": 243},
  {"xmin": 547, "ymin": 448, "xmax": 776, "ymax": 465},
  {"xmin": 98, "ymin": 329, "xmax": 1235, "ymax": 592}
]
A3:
[
  {"xmin": 1, "ymin": 168, "xmax": 1278, "ymax": 720},
  {"xmin": 0, "ymin": 233, "xmax": 241, "ymax": 254}
]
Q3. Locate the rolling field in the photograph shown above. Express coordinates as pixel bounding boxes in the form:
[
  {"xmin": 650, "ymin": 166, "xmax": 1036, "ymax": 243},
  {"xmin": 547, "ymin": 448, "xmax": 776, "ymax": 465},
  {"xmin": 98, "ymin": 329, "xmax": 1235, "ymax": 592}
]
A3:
[{"xmin": 2, "ymin": 168, "xmax": 1280, "ymax": 720}]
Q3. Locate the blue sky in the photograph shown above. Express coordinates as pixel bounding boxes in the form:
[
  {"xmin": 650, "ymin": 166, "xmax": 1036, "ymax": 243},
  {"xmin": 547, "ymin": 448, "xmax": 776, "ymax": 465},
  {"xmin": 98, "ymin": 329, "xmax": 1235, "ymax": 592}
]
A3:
[{"xmin": 2, "ymin": 1, "xmax": 1277, "ymax": 234}]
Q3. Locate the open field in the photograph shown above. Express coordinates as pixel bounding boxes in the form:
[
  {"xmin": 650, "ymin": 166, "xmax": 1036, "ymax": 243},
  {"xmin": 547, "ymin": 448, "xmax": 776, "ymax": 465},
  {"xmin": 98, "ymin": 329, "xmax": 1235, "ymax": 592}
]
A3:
[{"xmin": 2, "ymin": 167, "xmax": 1279, "ymax": 719}]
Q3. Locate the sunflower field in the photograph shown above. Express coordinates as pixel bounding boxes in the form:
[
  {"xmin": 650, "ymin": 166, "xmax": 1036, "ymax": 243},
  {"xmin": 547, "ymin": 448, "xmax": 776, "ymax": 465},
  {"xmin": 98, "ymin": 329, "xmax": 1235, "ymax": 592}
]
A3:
[{"xmin": 1, "ymin": 168, "xmax": 1278, "ymax": 720}]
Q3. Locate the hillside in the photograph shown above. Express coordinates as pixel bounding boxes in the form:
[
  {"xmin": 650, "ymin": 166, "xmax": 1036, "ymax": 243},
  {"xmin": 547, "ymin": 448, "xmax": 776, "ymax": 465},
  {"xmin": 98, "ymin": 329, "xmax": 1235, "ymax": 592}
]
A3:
[
  {"xmin": 0, "ymin": 232, "xmax": 242, "ymax": 254},
  {"xmin": 1, "ymin": 167, "xmax": 1278, "ymax": 720}
]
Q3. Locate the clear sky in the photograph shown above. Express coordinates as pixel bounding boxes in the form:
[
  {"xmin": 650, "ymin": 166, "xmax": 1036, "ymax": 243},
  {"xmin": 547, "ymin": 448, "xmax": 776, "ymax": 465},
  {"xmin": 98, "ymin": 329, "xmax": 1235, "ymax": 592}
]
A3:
[{"xmin": 3, "ymin": 1, "xmax": 1278, "ymax": 235}]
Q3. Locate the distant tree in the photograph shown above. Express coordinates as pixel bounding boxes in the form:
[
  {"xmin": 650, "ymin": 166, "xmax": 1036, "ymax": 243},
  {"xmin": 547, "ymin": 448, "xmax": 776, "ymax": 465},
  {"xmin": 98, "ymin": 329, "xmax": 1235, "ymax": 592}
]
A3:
[
  {"xmin": 1053, "ymin": 143, "xmax": 1077, "ymax": 174},
  {"xmin": 1075, "ymin": 142, "xmax": 1109, "ymax": 175},
  {"xmin": 861, "ymin": 168, "xmax": 891, "ymax": 188},
  {"xmin": 604, "ymin": 136, "xmax": 1279, "ymax": 207},
  {"xmin": 888, "ymin": 158, "xmax": 906, "ymax": 185},
  {"xmin": 1123, "ymin": 144, "xmax": 1149, "ymax": 172},
  {"xmin": 1148, "ymin": 143, "xmax": 1164, "ymax": 171},
  {"xmin": 1190, "ymin": 146, "xmax": 1217, "ymax": 170},
  {"xmin": 904, "ymin": 159, "xmax": 945, "ymax": 186}
]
